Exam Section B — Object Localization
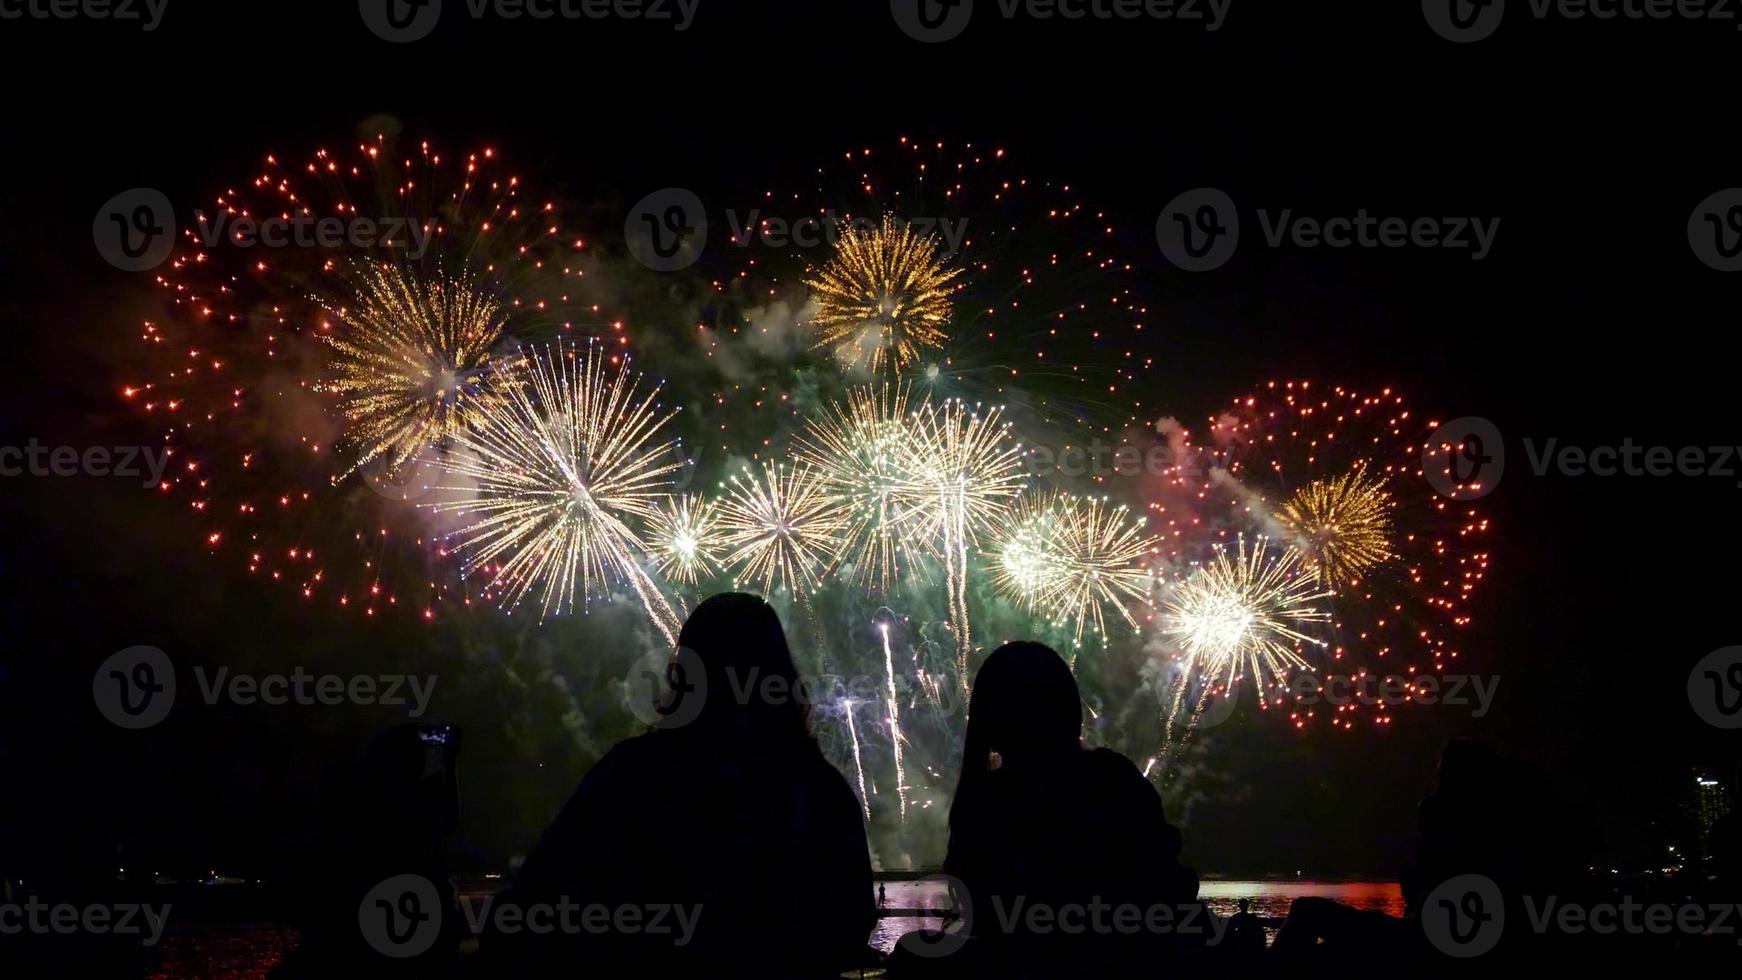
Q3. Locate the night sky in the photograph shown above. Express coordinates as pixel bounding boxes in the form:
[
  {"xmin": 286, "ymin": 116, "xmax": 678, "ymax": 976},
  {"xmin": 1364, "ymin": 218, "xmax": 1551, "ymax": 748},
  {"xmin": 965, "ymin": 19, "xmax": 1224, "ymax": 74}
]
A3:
[{"xmin": 2, "ymin": 0, "xmax": 1738, "ymax": 881}]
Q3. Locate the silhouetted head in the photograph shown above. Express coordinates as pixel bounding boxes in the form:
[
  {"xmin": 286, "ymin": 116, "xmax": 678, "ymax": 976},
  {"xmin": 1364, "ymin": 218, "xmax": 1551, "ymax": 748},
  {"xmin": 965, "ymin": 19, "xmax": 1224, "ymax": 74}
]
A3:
[
  {"xmin": 953, "ymin": 642, "xmax": 1082, "ymax": 812},
  {"xmin": 1238, "ymin": 898, "xmax": 1250, "ymax": 913},
  {"xmin": 673, "ymin": 592, "xmax": 809, "ymax": 738}
]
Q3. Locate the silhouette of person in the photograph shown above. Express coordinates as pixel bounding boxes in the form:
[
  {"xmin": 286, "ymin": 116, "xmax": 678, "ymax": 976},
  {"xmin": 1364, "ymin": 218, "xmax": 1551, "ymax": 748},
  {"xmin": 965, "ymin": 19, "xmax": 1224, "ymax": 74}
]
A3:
[
  {"xmin": 476, "ymin": 593, "xmax": 875, "ymax": 979},
  {"xmin": 274, "ymin": 723, "xmax": 464, "ymax": 978},
  {"xmin": 1225, "ymin": 898, "xmax": 1266, "ymax": 954},
  {"xmin": 895, "ymin": 641, "xmax": 1197, "ymax": 977}
]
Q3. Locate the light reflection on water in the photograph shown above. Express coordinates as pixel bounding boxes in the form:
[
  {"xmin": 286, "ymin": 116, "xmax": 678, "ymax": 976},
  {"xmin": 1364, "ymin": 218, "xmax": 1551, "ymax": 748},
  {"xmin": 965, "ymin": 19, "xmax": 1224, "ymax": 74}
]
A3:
[{"xmin": 870, "ymin": 879, "xmax": 1404, "ymax": 953}]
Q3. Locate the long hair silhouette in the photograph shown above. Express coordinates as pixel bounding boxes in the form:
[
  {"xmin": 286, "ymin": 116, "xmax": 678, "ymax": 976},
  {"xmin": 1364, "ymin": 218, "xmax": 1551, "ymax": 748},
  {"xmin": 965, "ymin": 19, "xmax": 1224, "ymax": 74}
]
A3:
[
  {"xmin": 673, "ymin": 592, "xmax": 811, "ymax": 737},
  {"xmin": 951, "ymin": 641, "xmax": 1082, "ymax": 825}
]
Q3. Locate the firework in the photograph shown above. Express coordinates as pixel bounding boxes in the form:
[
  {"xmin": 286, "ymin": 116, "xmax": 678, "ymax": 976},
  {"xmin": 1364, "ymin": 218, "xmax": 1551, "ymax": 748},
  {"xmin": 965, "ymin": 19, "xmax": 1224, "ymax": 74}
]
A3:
[
  {"xmin": 1153, "ymin": 382, "xmax": 1492, "ymax": 728},
  {"xmin": 321, "ymin": 264, "xmax": 513, "ymax": 477},
  {"xmin": 647, "ymin": 494, "xmax": 723, "ymax": 587},
  {"xmin": 903, "ymin": 398, "xmax": 1027, "ymax": 689},
  {"xmin": 879, "ymin": 619, "xmax": 909, "ymax": 825},
  {"xmin": 993, "ymin": 492, "xmax": 1159, "ymax": 646},
  {"xmin": 990, "ymin": 492, "xmax": 1072, "ymax": 608},
  {"xmin": 728, "ymin": 139, "xmax": 1162, "ymax": 431},
  {"xmin": 1205, "ymin": 384, "xmax": 1491, "ymax": 682},
  {"xmin": 803, "ymin": 215, "xmax": 961, "ymax": 372},
  {"xmin": 1047, "ymin": 495, "xmax": 1159, "ymax": 645},
  {"xmin": 717, "ymin": 462, "xmax": 846, "ymax": 598},
  {"xmin": 1160, "ymin": 535, "xmax": 1330, "ymax": 703},
  {"xmin": 842, "ymin": 698, "xmax": 872, "ymax": 822},
  {"xmin": 431, "ymin": 345, "xmax": 684, "ymax": 639},
  {"xmin": 794, "ymin": 384, "xmax": 929, "ymax": 591},
  {"xmin": 1274, "ymin": 461, "xmax": 1396, "ymax": 590},
  {"xmin": 129, "ymin": 136, "xmax": 603, "ymax": 617}
]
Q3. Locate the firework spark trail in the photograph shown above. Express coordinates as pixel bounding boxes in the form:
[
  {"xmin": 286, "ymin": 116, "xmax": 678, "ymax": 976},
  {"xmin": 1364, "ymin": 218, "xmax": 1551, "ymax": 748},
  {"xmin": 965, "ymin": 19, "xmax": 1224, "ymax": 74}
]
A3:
[
  {"xmin": 843, "ymin": 699, "xmax": 871, "ymax": 823},
  {"xmin": 321, "ymin": 264, "xmax": 511, "ymax": 478},
  {"xmin": 878, "ymin": 618, "xmax": 909, "ymax": 826},
  {"xmin": 795, "ymin": 385, "xmax": 929, "ymax": 592},
  {"xmin": 432, "ymin": 344, "xmax": 684, "ymax": 641},
  {"xmin": 803, "ymin": 215, "xmax": 961, "ymax": 372},
  {"xmin": 1160, "ymin": 535, "xmax": 1331, "ymax": 741},
  {"xmin": 717, "ymin": 463, "xmax": 846, "ymax": 599},
  {"xmin": 905, "ymin": 399, "xmax": 1027, "ymax": 694}
]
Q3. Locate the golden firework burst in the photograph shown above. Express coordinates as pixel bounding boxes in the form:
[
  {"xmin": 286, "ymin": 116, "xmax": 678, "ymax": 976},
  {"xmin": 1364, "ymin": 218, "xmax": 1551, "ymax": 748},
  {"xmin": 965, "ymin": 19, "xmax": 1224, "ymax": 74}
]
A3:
[
  {"xmin": 1273, "ymin": 462, "xmax": 1396, "ymax": 590},
  {"xmin": 794, "ymin": 384, "xmax": 929, "ymax": 592},
  {"xmin": 648, "ymin": 494, "xmax": 724, "ymax": 587},
  {"xmin": 1161, "ymin": 535, "xmax": 1331, "ymax": 693},
  {"xmin": 431, "ymin": 345, "xmax": 684, "ymax": 638},
  {"xmin": 322, "ymin": 264, "xmax": 511, "ymax": 477},
  {"xmin": 717, "ymin": 462, "xmax": 846, "ymax": 599},
  {"xmin": 992, "ymin": 492, "xmax": 1158, "ymax": 645},
  {"xmin": 803, "ymin": 215, "xmax": 961, "ymax": 372}
]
